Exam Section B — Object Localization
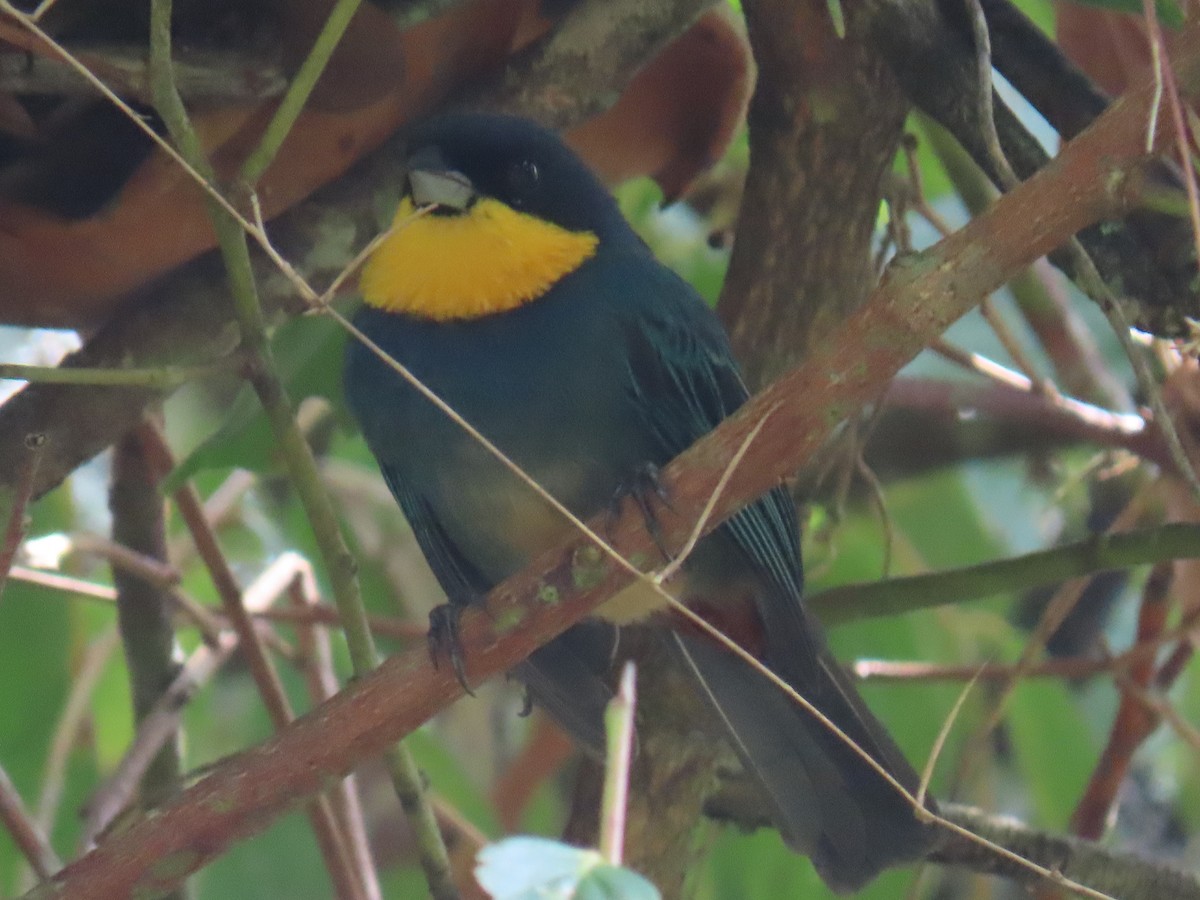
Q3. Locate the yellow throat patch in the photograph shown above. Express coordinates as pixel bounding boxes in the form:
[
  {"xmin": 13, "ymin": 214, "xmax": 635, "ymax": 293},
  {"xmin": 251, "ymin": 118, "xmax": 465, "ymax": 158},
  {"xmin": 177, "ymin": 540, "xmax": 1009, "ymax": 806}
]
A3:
[{"xmin": 359, "ymin": 197, "xmax": 599, "ymax": 321}]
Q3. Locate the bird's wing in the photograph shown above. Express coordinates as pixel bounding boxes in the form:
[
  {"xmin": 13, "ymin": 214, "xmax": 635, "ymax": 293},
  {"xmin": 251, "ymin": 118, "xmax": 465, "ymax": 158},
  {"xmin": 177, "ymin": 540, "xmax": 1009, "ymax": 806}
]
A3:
[
  {"xmin": 616, "ymin": 271, "xmax": 819, "ymax": 679},
  {"xmin": 616, "ymin": 275, "xmax": 936, "ymax": 887},
  {"xmin": 380, "ymin": 464, "xmax": 490, "ymax": 606}
]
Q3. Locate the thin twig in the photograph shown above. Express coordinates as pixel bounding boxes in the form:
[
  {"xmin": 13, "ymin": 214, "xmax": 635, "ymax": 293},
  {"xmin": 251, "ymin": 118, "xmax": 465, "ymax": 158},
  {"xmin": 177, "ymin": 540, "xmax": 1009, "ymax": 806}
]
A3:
[
  {"xmin": 166, "ymin": 469, "xmax": 256, "ymax": 565},
  {"xmin": 288, "ymin": 572, "xmax": 382, "ymax": 900},
  {"xmin": 239, "ymin": 0, "xmax": 363, "ymax": 185},
  {"xmin": 0, "ymin": 361, "xmax": 225, "ymax": 388},
  {"xmin": 0, "ymin": 434, "xmax": 43, "ymax": 602},
  {"xmin": 856, "ymin": 453, "xmax": 894, "ymax": 578},
  {"xmin": 140, "ymin": 425, "xmax": 367, "ymax": 900},
  {"xmin": 918, "ymin": 667, "xmax": 984, "ymax": 809},
  {"xmin": 0, "ymin": 762, "xmax": 59, "ymax": 881},
  {"xmin": 5, "ymin": 563, "xmax": 425, "ymax": 642},
  {"xmin": 1118, "ymin": 675, "xmax": 1200, "ymax": 754},
  {"xmin": 1068, "ymin": 237, "xmax": 1200, "ymax": 503},
  {"xmin": 1070, "ymin": 562, "xmax": 1173, "ymax": 838},
  {"xmin": 811, "ymin": 519, "xmax": 1199, "ymax": 625},
  {"xmin": 853, "ymin": 613, "xmax": 1199, "ymax": 682},
  {"xmin": 7, "ymin": 566, "xmax": 116, "ymax": 601},
  {"xmin": 1141, "ymin": 0, "xmax": 1200, "ymax": 270},
  {"xmin": 54, "ymin": 531, "xmax": 225, "ymax": 643},
  {"xmin": 33, "ymin": 629, "xmax": 120, "ymax": 833},
  {"xmin": 255, "ymin": 604, "xmax": 425, "ymax": 642},
  {"xmin": 68, "ymin": 533, "xmax": 180, "ymax": 588},
  {"xmin": 964, "ymin": 0, "xmax": 1019, "ymax": 191},
  {"xmin": 13, "ymin": 629, "xmax": 119, "ymax": 892},
  {"xmin": 978, "ymin": 297, "xmax": 1053, "ymax": 394},
  {"xmin": 930, "ymin": 337, "xmax": 1036, "ymax": 392},
  {"xmin": 29, "ymin": 0, "xmax": 61, "ymax": 21},
  {"xmin": 954, "ymin": 490, "xmax": 1148, "ymax": 794},
  {"xmin": 79, "ymin": 627, "xmax": 237, "ymax": 849}
]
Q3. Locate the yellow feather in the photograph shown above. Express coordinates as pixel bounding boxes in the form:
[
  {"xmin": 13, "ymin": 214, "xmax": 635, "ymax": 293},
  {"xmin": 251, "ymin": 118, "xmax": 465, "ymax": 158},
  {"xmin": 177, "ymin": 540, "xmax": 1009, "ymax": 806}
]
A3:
[{"xmin": 360, "ymin": 197, "xmax": 598, "ymax": 320}]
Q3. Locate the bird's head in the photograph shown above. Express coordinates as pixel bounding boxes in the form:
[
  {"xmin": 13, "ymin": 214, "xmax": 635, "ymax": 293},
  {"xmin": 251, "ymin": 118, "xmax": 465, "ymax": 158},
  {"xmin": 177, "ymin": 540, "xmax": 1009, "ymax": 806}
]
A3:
[{"xmin": 359, "ymin": 113, "xmax": 632, "ymax": 322}]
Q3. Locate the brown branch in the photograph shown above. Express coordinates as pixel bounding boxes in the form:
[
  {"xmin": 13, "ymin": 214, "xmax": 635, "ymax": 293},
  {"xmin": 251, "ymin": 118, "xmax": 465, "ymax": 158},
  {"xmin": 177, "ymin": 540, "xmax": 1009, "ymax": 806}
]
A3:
[
  {"xmin": 0, "ymin": 761, "xmax": 59, "ymax": 882},
  {"xmin": 708, "ymin": 784, "xmax": 1200, "ymax": 899},
  {"xmin": 720, "ymin": 0, "xmax": 907, "ymax": 387},
  {"xmin": 80, "ymin": 555, "xmax": 303, "ymax": 837},
  {"xmin": 107, "ymin": 427, "xmax": 183, "ymax": 829},
  {"xmin": 0, "ymin": 45, "xmax": 286, "ymax": 102},
  {"xmin": 852, "ymin": 617, "xmax": 1186, "ymax": 682},
  {"xmin": 288, "ymin": 575, "xmax": 384, "ymax": 900},
  {"xmin": 138, "ymin": 426, "xmax": 369, "ymax": 900},
  {"xmin": 932, "ymin": 802, "xmax": 1200, "ymax": 899},
  {"xmin": 854, "ymin": 658, "xmax": 1113, "ymax": 683},
  {"xmin": 1070, "ymin": 562, "xmax": 1173, "ymax": 839},
  {"xmin": 5, "ymin": 559, "xmax": 425, "ymax": 644},
  {"xmin": 255, "ymin": 604, "xmax": 425, "ymax": 643},
  {"xmin": 0, "ymin": 433, "xmax": 43, "ymax": 603},
  {"xmin": 27, "ymin": 25, "xmax": 1200, "ymax": 893},
  {"xmin": 882, "ymin": 377, "xmax": 1157, "ymax": 464}
]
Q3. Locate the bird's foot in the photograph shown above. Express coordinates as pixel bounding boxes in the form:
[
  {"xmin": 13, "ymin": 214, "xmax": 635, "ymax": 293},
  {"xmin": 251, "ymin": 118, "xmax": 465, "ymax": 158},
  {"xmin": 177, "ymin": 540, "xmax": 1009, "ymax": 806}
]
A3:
[
  {"xmin": 428, "ymin": 603, "xmax": 475, "ymax": 696},
  {"xmin": 608, "ymin": 462, "xmax": 674, "ymax": 561}
]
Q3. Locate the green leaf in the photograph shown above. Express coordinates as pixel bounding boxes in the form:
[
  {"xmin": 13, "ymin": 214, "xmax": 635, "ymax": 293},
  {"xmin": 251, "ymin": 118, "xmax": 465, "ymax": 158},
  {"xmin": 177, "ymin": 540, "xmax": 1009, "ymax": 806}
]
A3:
[
  {"xmin": 405, "ymin": 727, "xmax": 498, "ymax": 836},
  {"xmin": 699, "ymin": 830, "xmax": 823, "ymax": 899},
  {"xmin": 164, "ymin": 314, "xmax": 349, "ymax": 491},
  {"xmin": 575, "ymin": 865, "xmax": 660, "ymax": 900},
  {"xmin": 825, "ymin": 0, "xmax": 845, "ymax": 38},
  {"xmin": 1008, "ymin": 680, "xmax": 1097, "ymax": 825},
  {"xmin": 196, "ymin": 811, "xmax": 333, "ymax": 899},
  {"xmin": 476, "ymin": 837, "xmax": 659, "ymax": 900}
]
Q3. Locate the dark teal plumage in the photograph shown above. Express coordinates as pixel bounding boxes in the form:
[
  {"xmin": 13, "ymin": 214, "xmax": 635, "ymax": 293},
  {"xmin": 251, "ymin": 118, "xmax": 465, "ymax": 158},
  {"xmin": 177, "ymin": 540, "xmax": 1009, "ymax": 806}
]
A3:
[{"xmin": 344, "ymin": 113, "xmax": 936, "ymax": 893}]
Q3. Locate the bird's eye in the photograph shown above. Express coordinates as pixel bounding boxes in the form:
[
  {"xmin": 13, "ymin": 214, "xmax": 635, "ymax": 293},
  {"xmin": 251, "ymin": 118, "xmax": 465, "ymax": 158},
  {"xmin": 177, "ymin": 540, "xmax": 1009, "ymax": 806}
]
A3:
[{"xmin": 506, "ymin": 159, "xmax": 540, "ymax": 206}]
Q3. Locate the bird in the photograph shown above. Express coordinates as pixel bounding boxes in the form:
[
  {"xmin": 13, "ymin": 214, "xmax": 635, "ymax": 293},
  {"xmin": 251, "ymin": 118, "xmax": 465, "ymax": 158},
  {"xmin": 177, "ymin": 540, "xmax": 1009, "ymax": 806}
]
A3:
[{"xmin": 343, "ymin": 111, "xmax": 938, "ymax": 893}]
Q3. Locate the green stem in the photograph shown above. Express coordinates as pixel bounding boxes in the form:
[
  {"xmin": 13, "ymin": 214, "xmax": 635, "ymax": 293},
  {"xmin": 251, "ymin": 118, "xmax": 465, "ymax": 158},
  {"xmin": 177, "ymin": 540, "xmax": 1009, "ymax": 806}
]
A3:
[
  {"xmin": 0, "ymin": 362, "xmax": 223, "ymax": 388},
  {"xmin": 599, "ymin": 663, "xmax": 636, "ymax": 865},
  {"xmin": 148, "ymin": 3, "xmax": 456, "ymax": 896},
  {"xmin": 812, "ymin": 523, "xmax": 1200, "ymax": 625},
  {"xmin": 239, "ymin": 0, "xmax": 363, "ymax": 186}
]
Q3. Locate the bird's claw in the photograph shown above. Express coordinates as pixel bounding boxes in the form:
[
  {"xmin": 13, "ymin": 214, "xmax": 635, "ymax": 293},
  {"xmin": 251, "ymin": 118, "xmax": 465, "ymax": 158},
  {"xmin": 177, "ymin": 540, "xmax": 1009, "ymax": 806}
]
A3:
[
  {"xmin": 428, "ymin": 604, "xmax": 475, "ymax": 696},
  {"xmin": 609, "ymin": 462, "xmax": 674, "ymax": 561}
]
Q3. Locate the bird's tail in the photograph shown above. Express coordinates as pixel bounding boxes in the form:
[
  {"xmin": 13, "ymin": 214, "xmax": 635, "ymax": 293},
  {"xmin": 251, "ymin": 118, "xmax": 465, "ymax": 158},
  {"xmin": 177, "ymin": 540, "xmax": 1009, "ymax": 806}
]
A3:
[{"xmin": 674, "ymin": 633, "xmax": 938, "ymax": 894}]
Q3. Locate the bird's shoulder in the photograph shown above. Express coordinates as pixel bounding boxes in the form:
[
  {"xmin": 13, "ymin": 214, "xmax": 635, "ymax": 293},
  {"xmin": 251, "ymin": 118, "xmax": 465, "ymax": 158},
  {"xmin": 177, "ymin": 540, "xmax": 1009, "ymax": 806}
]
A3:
[{"xmin": 580, "ymin": 246, "xmax": 747, "ymax": 440}]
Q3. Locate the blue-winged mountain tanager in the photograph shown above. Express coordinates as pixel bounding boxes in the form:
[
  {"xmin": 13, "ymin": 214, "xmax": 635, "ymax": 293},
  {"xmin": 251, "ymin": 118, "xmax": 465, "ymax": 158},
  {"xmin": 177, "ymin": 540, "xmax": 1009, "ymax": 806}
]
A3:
[{"xmin": 343, "ymin": 112, "xmax": 937, "ymax": 893}]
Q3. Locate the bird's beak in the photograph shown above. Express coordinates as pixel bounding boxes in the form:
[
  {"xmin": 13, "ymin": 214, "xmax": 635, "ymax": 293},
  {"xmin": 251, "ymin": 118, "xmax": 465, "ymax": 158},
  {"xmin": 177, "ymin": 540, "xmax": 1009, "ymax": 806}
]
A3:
[{"xmin": 406, "ymin": 146, "xmax": 475, "ymax": 213}]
